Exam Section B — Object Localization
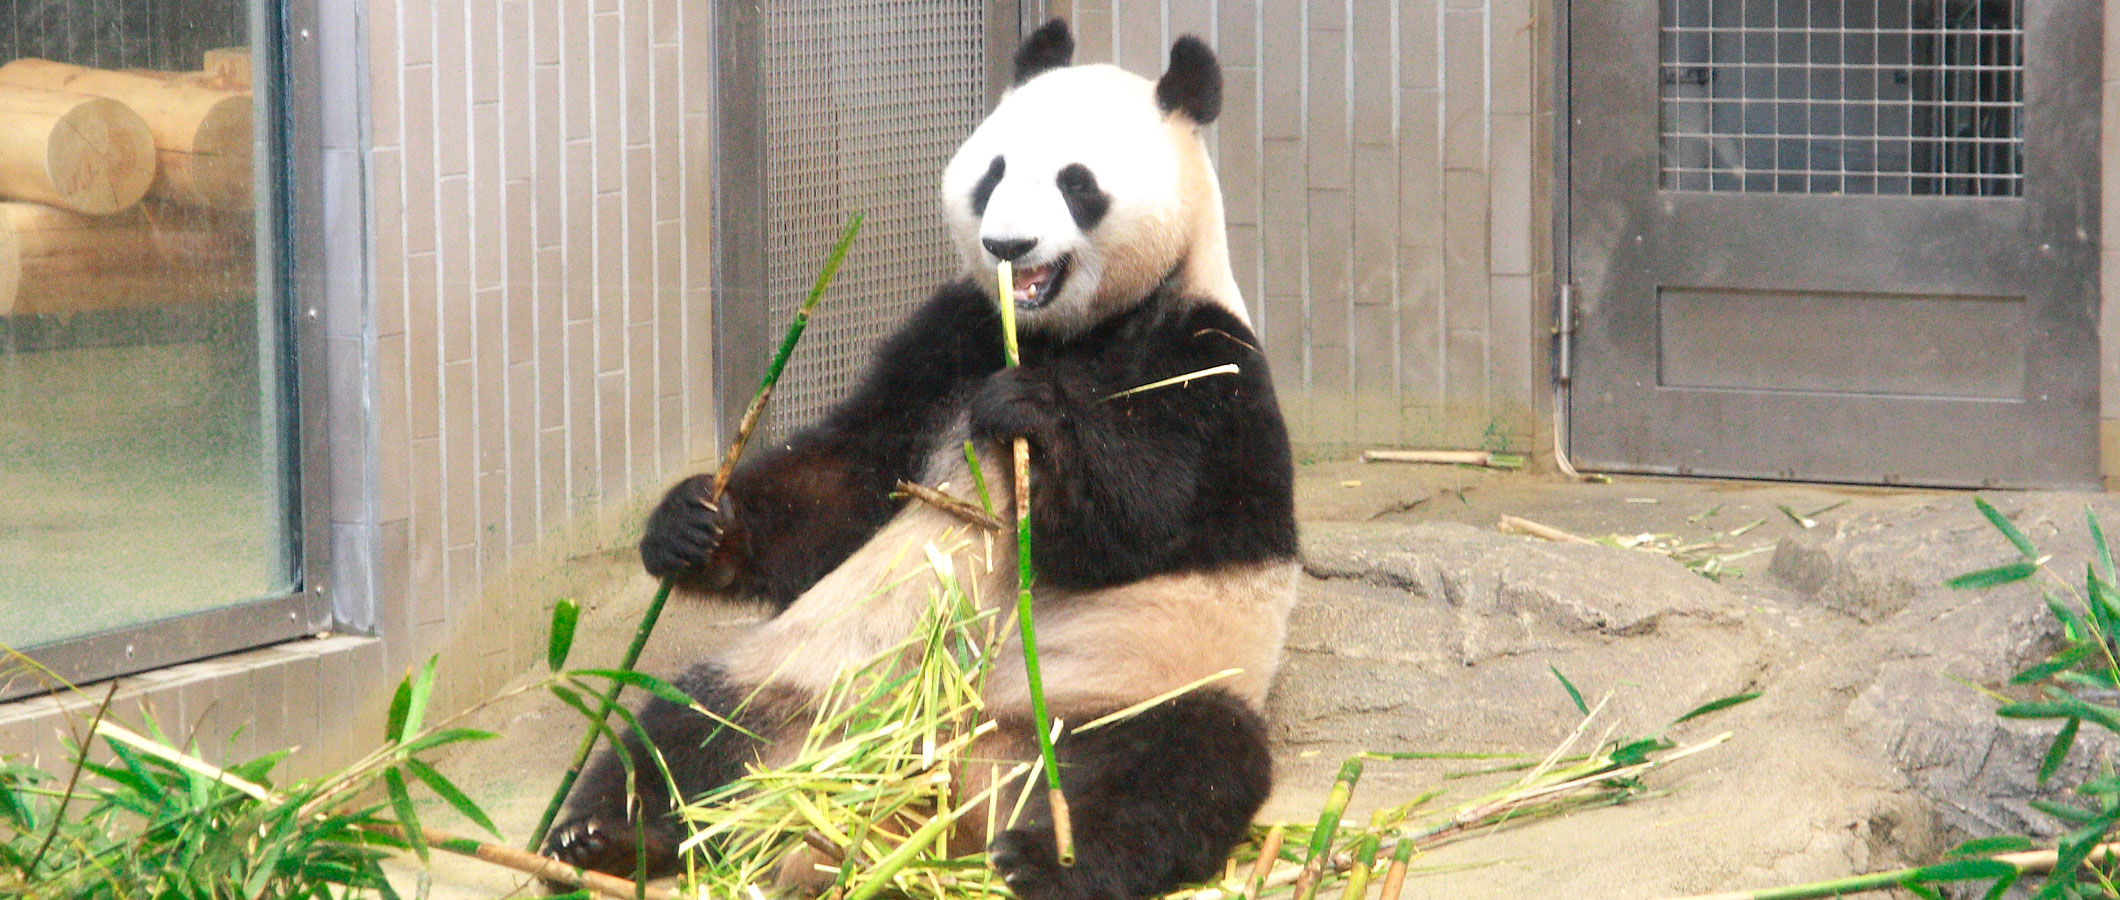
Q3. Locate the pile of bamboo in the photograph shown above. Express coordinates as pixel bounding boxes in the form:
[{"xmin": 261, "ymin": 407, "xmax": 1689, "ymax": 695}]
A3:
[{"xmin": 0, "ymin": 49, "xmax": 253, "ymax": 315}]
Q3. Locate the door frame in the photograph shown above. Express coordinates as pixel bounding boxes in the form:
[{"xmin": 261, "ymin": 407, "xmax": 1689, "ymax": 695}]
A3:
[{"xmin": 1555, "ymin": 0, "xmax": 2103, "ymax": 489}]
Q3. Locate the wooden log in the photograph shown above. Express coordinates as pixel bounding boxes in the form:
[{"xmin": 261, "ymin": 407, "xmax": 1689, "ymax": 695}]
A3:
[
  {"xmin": 0, "ymin": 59, "xmax": 252, "ymax": 211},
  {"xmin": 0, "ymin": 201, "xmax": 252, "ymax": 316},
  {"xmin": 0, "ymin": 84, "xmax": 156, "ymax": 215},
  {"xmin": 202, "ymin": 48, "xmax": 252, "ymax": 90}
]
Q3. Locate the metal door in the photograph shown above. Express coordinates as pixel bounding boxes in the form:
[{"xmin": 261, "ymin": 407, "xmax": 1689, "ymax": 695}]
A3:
[{"xmin": 1567, "ymin": 0, "xmax": 2102, "ymax": 488}]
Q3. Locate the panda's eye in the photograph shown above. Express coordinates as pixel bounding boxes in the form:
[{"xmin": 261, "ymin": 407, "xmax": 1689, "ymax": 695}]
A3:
[
  {"xmin": 1056, "ymin": 163, "xmax": 1109, "ymax": 230},
  {"xmin": 971, "ymin": 156, "xmax": 1005, "ymax": 216}
]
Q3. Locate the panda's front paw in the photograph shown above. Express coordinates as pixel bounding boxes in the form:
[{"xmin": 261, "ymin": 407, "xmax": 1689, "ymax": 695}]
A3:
[
  {"xmin": 988, "ymin": 827, "xmax": 1082, "ymax": 900},
  {"xmin": 539, "ymin": 815, "xmax": 635, "ymax": 892},
  {"xmin": 640, "ymin": 475, "xmax": 744, "ymax": 588},
  {"xmin": 969, "ymin": 368, "xmax": 1075, "ymax": 455}
]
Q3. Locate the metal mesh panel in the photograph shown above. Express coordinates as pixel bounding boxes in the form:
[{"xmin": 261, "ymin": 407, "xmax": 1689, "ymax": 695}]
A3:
[
  {"xmin": 1660, "ymin": 0, "xmax": 2024, "ymax": 195},
  {"xmin": 761, "ymin": 2, "xmax": 988, "ymax": 437}
]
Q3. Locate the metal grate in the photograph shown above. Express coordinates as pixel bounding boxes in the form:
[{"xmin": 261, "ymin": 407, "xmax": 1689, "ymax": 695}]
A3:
[
  {"xmin": 1660, "ymin": 0, "xmax": 2024, "ymax": 196},
  {"xmin": 761, "ymin": 1, "xmax": 989, "ymax": 438}
]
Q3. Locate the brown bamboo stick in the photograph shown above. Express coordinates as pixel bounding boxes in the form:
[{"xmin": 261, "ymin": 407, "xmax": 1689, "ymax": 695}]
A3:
[
  {"xmin": 1496, "ymin": 514, "xmax": 1596, "ymax": 545},
  {"xmin": 896, "ymin": 480, "xmax": 1004, "ymax": 532}
]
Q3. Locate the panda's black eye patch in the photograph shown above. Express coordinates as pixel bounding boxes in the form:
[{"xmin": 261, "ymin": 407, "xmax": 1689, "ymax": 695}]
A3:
[
  {"xmin": 971, "ymin": 156, "xmax": 1006, "ymax": 216},
  {"xmin": 1056, "ymin": 163, "xmax": 1109, "ymax": 230}
]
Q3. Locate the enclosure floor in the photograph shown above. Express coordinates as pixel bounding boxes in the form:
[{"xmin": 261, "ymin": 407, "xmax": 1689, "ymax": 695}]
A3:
[
  {"xmin": 0, "ymin": 341, "xmax": 282, "ymax": 650},
  {"xmin": 390, "ymin": 459, "xmax": 2098, "ymax": 899}
]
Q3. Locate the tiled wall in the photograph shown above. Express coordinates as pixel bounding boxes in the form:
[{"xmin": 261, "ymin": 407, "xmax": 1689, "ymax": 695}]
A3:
[
  {"xmin": 326, "ymin": 0, "xmax": 720, "ymax": 726},
  {"xmin": 1065, "ymin": 0, "xmax": 1554, "ymax": 454}
]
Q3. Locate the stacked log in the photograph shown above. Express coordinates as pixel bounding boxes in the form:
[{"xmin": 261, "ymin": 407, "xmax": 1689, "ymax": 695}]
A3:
[
  {"xmin": 0, "ymin": 58, "xmax": 253, "ymax": 210},
  {"xmin": 0, "ymin": 85, "xmax": 156, "ymax": 214},
  {"xmin": 0, "ymin": 201, "xmax": 252, "ymax": 316},
  {"xmin": 202, "ymin": 49, "xmax": 252, "ymax": 91}
]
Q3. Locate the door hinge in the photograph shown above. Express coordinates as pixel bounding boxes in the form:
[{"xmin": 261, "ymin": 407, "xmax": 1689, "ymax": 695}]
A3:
[{"xmin": 1553, "ymin": 281, "xmax": 1576, "ymax": 383}]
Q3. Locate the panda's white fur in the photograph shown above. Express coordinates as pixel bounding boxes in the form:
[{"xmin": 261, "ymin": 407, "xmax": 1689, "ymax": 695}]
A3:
[{"xmin": 941, "ymin": 63, "xmax": 1250, "ymax": 338}]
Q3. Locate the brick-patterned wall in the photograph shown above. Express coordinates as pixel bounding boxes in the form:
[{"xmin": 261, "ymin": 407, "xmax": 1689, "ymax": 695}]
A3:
[
  {"xmin": 335, "ymin": 0, "xmax": 718, "ymax": 715},
  {"xmin": 1064, "ymin": 0, "xmax": 1554, "ymax": 455}
]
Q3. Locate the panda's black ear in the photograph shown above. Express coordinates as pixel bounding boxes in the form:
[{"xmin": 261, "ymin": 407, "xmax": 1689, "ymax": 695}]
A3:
[
  {"xmin": 1014, "ymin": 18, "xmax": 1075, "ymax": 85},
  {"xmin": 1156, "ymin": 36, "xmax": 1222, "ymax": 125}
]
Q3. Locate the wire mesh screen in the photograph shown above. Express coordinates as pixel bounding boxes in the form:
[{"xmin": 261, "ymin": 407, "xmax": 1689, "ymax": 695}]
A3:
[
  {"xmin": 761, "ymin": 2, "xmax": 989, "ymax": 438},
  {"xmin": 1660, "ymin": 0, "xmax": 2024, "ymax": 195}
]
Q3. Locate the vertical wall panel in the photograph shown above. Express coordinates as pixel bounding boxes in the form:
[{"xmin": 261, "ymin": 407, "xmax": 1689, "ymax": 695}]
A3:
[
  {"xmin": 352, "ymin": 0, "xmax": 721, "ymax": 700},
  {"xmin": 1073, "ymin": 0, "xmax": 1549, "ymax": 451}
]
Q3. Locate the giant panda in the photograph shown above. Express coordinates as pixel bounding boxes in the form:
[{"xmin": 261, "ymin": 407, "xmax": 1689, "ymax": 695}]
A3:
[{"xmin": 542, "ymin": 20, "xmax": 1298, "ymax": 900}]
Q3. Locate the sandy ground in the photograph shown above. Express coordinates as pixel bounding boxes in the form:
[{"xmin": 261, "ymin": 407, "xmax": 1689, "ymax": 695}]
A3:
[{"xmin": 385, "ymin": 461, "xmax": 2097, "ymax": 899}]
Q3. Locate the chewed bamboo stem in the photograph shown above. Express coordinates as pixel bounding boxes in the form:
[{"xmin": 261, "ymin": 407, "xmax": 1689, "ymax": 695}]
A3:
[
  {"xmin": 998, "ymin": 259, "xmax": 1073, "ymax": 867},
  {"xmin": 528, "ymin": 212, "xmax": 864, "ymax": 853},
  {"xmin": 897, "ymin": 480, "xmax": 1004, "ymax": 531}
]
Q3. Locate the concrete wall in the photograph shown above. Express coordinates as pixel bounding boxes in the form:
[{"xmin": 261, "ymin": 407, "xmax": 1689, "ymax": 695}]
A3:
[
  {"xmin": 2102, "ymin": 0, "xmax": 2120, "ymax": 488},
  {"xmin": 1063, "ymin": 0, "xmax": 1555, "ymax": 457}
]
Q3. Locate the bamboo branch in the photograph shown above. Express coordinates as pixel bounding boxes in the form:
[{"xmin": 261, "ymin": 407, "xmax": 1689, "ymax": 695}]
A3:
[
  {"xmin": 90, "ymin": 721, "xmax": 673, "ymax": 900},
  {"xmin": 1654, "ymin": 843, "xmax": 2120, "ymax": 900},
  {"xmin": 527, "ymin": 212, "xmax": 864, "ymax": 852},
  {"xmin": 997, "ymin": 259, "xmax": 1073, "ymax": 866},
  {"xmin": 896, "ymin": 480, "xmax": 1004, "ymax": 532},
  {"xmin": 1497, "ymin": 514, "xmax": 1596, "ymax": 545}
]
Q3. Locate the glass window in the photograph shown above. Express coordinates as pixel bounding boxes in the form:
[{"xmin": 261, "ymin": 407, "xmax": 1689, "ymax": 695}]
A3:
[{"xmin": 0, "ymin": 1, "xmax": 301, "ymax": 682}]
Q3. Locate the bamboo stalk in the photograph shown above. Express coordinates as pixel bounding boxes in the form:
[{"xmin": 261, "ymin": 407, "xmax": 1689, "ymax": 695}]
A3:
[
  {"xmin": 1241, "ymin": 825, "xmax": 1284, "ymax": 900},
  {"xmin": 373, "ymin": 824, "xmax": 680, "ymax": 900},
  {"xmin": 1497, "ymin": 514, "xmax": 1596, "ymax": 545},
  {"xmin": 997, "ymin": 259, "xmax": 1073, "ymax": 867},
  {"xmin": 1654, "ymin": 843, "xmax": 2120, "ymax": 900},
  {"xmin": 1292, "ymin": 758, "xmax": 1363, "ymax": 900},
  {"xmin": 527, "ymin": 212, "xmax": 864, "ymax": 852},
  {"xmin": 896, "ymin": 480, "xmax": 1004, "ymax": 532},
  {"xmin": 1377, "ymin": 840, "xmax": 1415, "ymax": 900}
]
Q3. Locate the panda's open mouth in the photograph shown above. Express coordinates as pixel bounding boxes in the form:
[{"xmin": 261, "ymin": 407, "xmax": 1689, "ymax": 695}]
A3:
[{"xmin": 1010, "ymin": 255, "xmax": 1072, "ymax": 310}]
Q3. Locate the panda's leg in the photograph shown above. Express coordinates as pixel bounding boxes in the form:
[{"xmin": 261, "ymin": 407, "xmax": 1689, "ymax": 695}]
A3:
[
  {"xmin": 541, "ymin": 662, "xmax": 766, "ymax": 884},
  {"xmin": 988, "ymin": 688, "xmax": 1272, "ymax": 900}
]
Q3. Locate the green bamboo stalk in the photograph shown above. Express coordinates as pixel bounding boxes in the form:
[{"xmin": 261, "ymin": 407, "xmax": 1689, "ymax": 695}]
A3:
[
  {"xmin": 526, "ymin": 212, "xmax": 865, "ymax": 853},
  {"xmin": 1292, "ymin": 757, "xmax": 1363, "ymax": 900},
  {"xmin": 1337, "ymin": 828, "xmax": 1381, "ymax": 900},
  {"xmin": 997, "ymin": 260, "xmax": 1073, "ymax": 866}
]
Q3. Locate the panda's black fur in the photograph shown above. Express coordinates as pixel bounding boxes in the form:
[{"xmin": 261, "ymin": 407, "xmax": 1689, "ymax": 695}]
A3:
[{"xmin": 545, "ymin": 21, "xmax": 1295, "ymax": 900}]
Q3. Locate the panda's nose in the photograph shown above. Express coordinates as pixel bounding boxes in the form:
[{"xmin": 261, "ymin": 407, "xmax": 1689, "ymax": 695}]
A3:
[{"xmin": 982, "ymin": 237, "xmax": 1038, "ymax": 262}]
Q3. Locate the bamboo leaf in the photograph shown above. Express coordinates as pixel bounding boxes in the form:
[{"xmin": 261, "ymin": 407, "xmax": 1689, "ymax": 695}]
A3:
[
  {"xmin": 1902, "ymin": 858, "xmax": 2019, "ymax": 882},
  {"xmin": 1980, "ymin": 870, "xmax": 2020, "ymax": 900},
  {"xmin": 2092, "ymin": 506, "xmax": 2115, "ymax": 584},
  {"xmin": 2015, "ymin": 643, "xmax": 2094, "ymax": 685},
  {"xmin": 2039, "ymin": 718, "xmax": 2081, "ymax": 786},
  {"xmin": 401, "ymin": 655, "xmax": 439, "ymax": 741},
  {"xmin": 385, "ymin": 673, "xmax": 412, "ymax": 744},
  {"xmin": 1976, "ymin": 496, "xmax": 2039, "ymax": 559},
  {"xmin": 548, "ymin": 599, "xmax": 581, "ymax": 672},
  {"xmin": 382, "ymin": 768, "xmax": 428, "ymax": 863},
  {"xmin": 1549, "ymin": 665, "xmax": 1588, "ymax": 716},
  {"xmin": 569, "ymin": 669, "xmax": 696, "ymax": 707},
  {"xmin": 1947, "ymin": 562, "xmax": 2039, "ymax": 590},
  {"xmin": 403, "ymin": 758, "xmax": 501, "ymax": 840},
  {"xmin": 1945, "ymin": 835, "xmax": 2036, "ymax": 858},
  {"xmin": 1672, "ymin": 692, "xmax": 1762, "ymax": 725},
  {"xmin": 2030, "ymin": 798, "xmax": 2101, "ymax": 826},
  {"xmin": 398, "ymin": 728, "xmax": 499, "ymax": 756}
]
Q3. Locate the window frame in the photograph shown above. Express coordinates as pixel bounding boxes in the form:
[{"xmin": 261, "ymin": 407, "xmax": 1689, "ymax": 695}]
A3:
[{"xmin": 2, "ymin": 0, "xmax": 335, "ymax": 702}]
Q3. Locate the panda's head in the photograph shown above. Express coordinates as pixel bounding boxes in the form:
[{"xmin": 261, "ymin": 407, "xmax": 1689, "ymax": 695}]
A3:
[{"xmin": 941, "ymin": 19, "xmax": 1239, "ymax": 338}]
